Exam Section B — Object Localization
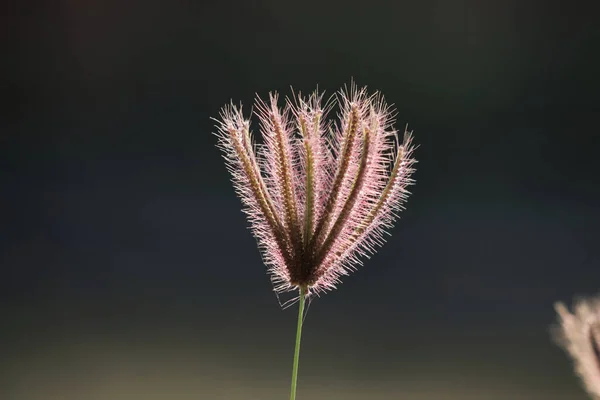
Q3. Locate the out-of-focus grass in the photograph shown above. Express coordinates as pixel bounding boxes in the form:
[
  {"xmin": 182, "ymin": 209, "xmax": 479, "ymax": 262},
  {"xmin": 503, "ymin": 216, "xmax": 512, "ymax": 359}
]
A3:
[
  {"xmin": 1, "ymin": 329, "xmax": 583, "ymax": 400},
  {"xmin": 0, "ymin": 299, "xmax": 586, "ymax": 400}
]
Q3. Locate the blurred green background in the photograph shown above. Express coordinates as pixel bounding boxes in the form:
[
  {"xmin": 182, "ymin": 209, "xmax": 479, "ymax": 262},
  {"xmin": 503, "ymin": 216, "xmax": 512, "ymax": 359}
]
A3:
[{"xmin": 4, "ymin": 0, "xmax": 599, "ymax": 398}]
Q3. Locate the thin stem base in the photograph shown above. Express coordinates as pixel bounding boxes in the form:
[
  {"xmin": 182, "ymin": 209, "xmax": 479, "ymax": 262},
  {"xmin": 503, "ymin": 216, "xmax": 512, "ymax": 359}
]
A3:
[{"xmin": 289, "ymin": 287, "xmax": 307, "ymax": 400}]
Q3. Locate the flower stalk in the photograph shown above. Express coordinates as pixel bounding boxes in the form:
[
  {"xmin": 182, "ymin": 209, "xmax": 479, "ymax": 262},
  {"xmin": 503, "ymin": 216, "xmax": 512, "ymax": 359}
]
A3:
[{"xmin": 290, "ymin": 287, "xmax": 307, "ymax": 400}]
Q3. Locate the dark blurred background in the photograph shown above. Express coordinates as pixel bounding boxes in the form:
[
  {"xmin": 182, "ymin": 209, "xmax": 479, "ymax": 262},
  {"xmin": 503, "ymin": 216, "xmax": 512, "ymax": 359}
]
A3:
[{"xmin": 3, "ymin": 0, "xmax": 600, "ymax": 399}]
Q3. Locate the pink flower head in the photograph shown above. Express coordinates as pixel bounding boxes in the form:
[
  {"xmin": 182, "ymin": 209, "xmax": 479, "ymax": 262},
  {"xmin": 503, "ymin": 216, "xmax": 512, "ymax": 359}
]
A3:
[
  {"xmin": 213, "ymin": 83, "xmax": 416, "ymax": 297},
  {"xmin": 554, "ymin": 298, "xmax": 600, "ymax": 399}
]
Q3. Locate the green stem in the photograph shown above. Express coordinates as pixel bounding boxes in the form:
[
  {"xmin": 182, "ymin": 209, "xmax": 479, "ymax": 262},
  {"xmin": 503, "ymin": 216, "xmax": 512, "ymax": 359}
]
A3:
[{"xmin": 290, "ymin": 287, "xmax": 307, "ymax": 400}]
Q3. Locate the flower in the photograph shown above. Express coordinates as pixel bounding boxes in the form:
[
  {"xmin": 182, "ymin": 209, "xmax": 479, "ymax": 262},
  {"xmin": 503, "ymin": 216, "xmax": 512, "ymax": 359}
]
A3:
[
  {"xmin": 213, "ymin": 83, "xmax": 416, "ymax": 297},
  {"xmin": 553, "ymin": 297, "xmax": 600, "ymax": 399}
]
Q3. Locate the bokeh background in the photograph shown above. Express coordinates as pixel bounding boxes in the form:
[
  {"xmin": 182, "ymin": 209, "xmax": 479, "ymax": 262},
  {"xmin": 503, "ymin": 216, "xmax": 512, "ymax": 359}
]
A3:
[{"xmin": 4, "ymin": 0, "xmax": 600, "ymax": 399}]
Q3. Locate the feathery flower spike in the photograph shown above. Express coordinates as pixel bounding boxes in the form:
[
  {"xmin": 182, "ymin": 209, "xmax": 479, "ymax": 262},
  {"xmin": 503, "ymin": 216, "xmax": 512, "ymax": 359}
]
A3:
[
  {"xmin": 553, "ymin": 297, "xmax": 600, "ymax": 399},
  {"xmin": 214, "ymin": 83, "xmax": 416, "ymax": 297}
]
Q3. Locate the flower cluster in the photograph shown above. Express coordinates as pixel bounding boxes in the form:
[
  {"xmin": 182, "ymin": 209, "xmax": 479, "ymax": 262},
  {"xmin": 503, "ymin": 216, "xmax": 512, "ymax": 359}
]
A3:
[{"xmin": 214, "ymin": 84, "xmax": 415, "ymax": 297}]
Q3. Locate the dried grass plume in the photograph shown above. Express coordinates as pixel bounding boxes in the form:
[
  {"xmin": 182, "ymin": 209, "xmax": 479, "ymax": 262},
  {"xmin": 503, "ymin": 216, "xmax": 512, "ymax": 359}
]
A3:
[
  {"xmin": 553, "ymin": 297, "xmax": 600, "ymax": 399},
  {"xmin": 213, "ymin": 83, "xmax": 416, "ymax": 298}
]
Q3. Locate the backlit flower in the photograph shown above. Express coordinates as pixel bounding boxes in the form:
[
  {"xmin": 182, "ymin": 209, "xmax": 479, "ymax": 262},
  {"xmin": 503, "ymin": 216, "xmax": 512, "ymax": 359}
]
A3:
[{"xmin": 213, "ymin": 83, "xmax": 416, "ymax": 297}]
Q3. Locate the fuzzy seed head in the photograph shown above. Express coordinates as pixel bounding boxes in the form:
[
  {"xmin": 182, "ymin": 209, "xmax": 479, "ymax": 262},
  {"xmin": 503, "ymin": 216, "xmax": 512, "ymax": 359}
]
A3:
[
  {"xmin": 553, "ymin": 297, "xmax": 600, "ymax": 399},
  {"xmin": 213, "ymin": 83, "xmax": 416, "ymax": 299}
]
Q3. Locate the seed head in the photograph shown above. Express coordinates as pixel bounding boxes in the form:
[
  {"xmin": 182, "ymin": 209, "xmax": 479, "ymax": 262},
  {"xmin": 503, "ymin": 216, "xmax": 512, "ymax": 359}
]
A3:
[
  {"xmin": 553, "ymin": 297, "xmax": 600, "ymax": 399},
  {"xmin": 213, "ymin": 83, "xmax": 416, "ymax": 297}
]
